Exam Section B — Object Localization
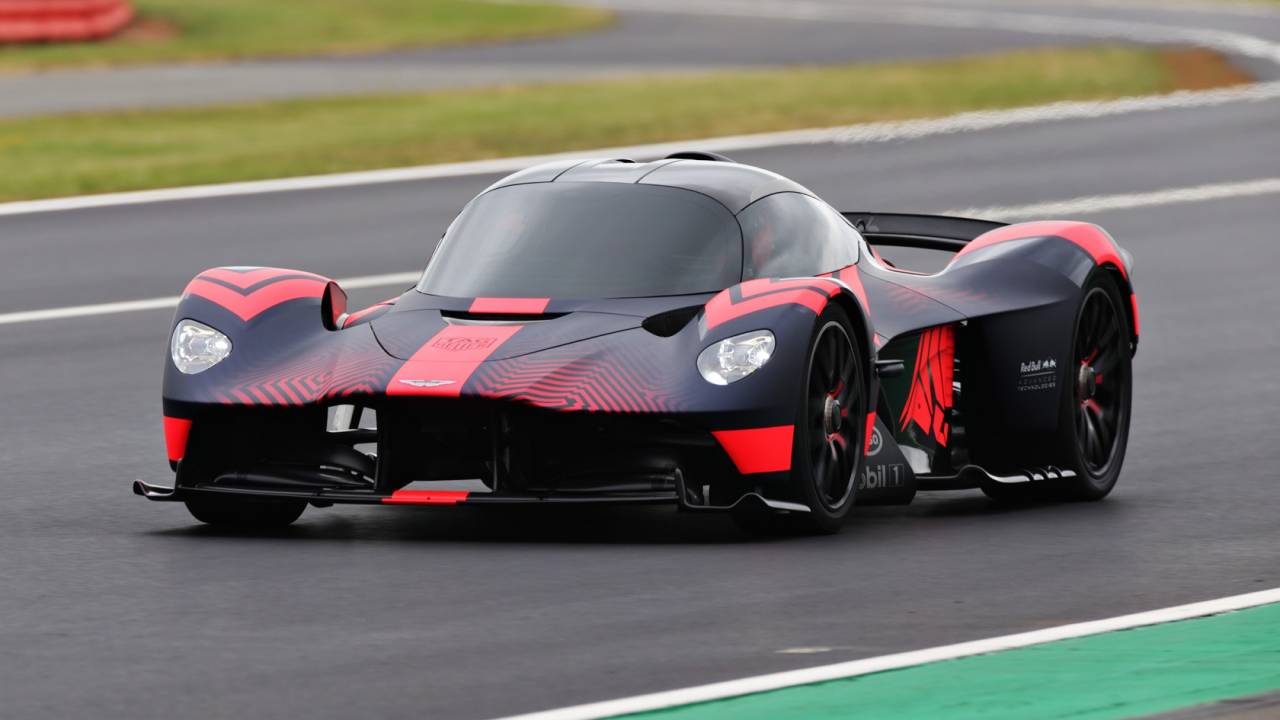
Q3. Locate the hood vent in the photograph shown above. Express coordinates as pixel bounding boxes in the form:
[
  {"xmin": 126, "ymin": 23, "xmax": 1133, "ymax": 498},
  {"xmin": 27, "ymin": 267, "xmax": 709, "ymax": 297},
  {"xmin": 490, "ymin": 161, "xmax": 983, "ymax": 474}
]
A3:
[
  {"xmin": 642, "ymin": 305, "xmax": 702, "ymax": 337},
  {"xmin": 441, "ymin": 310, "xmax": 566, "ymax": 325}
]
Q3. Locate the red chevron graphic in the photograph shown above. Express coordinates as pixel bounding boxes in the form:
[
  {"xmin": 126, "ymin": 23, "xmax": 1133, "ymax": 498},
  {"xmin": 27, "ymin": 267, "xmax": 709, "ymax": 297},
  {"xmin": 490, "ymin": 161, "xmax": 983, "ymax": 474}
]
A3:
[
  {"xmin": 183, "ymin": 267, "xmax": 329, "ymax": 321},
  {"xmin": 213, "ymin": 335, "xmax": 401, "ymax": 406},
  {"xmin": 830, "ymin": 265, "xmax": 871, "ymax": 313},
  {"xmin": 703, "ymin": 278, "xmax": 842, "ymax": 330},
  {"xmin": 472, "ymin": 353, "xmax": 675, "ymax": 413},
  {"xmin": 198, "ymin": 267, "xmax": 323, "ymax": 289}
]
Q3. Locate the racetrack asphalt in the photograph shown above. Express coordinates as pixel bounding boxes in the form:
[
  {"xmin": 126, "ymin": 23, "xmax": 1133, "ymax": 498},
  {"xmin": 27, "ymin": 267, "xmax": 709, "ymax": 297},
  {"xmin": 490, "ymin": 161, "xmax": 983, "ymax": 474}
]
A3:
[{"xmin": 1, "ymin": 2, "xmax": 1279, "ymax": 719}]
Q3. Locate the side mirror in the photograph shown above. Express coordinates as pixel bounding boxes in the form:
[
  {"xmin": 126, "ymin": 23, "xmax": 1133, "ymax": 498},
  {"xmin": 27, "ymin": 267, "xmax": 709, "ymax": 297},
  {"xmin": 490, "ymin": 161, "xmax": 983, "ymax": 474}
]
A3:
[{"xmin": 321, "ymin": 281, "xmax": 348, "ymax": 331}]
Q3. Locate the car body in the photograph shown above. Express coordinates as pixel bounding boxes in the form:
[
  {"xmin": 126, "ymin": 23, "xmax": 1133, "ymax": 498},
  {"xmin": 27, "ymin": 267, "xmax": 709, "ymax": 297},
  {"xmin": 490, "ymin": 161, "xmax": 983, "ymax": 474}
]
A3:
[{"xmin": 136, "ymin": 153, "xmax": 1138, "ymax": 532}]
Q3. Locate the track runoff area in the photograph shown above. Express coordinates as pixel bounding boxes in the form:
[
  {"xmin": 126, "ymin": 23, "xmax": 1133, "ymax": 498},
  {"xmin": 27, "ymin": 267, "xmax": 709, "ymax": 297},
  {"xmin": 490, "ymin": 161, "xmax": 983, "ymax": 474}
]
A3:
[{"xmin": 499, "ymin": 589, "xmax": 1280, "ymax": 720}]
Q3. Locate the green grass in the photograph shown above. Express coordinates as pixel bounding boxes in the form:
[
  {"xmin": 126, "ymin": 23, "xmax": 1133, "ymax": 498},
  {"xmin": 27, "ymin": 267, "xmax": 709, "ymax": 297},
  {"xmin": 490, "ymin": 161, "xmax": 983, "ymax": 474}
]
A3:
[
  {"xmin": 0, "ymin": 45, "xmax": 1251, "ymax": 202},
  {"xmin": 0, "ymin": 0, "xmax": 613, "ymax": 71}
]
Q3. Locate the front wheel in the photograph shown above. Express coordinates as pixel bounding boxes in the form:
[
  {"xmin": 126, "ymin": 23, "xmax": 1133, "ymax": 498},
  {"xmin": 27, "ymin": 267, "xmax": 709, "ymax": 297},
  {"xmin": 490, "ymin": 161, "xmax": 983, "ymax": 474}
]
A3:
[
  {"xmin": 734, "ymin": 305, "xmax": 868, "ymax": 535},
  {"xmin": 185, "ymin": 494, "xmax": 307, "ymax": 529}
]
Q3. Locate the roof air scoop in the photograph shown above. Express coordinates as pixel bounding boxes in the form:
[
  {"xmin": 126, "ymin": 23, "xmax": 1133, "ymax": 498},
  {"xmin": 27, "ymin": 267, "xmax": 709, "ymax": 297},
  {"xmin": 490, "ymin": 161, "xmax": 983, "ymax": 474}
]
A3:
[{"xmin": 664, "ymin": 151, "xmax": 736, "ymax": 163}]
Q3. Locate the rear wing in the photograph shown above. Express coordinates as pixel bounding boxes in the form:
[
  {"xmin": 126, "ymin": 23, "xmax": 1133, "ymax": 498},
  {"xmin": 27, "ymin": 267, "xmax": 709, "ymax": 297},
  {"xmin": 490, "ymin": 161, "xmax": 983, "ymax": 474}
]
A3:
[{"xmin": 841, "ymin": 212, "xmax": 1005, "ymax": 253}]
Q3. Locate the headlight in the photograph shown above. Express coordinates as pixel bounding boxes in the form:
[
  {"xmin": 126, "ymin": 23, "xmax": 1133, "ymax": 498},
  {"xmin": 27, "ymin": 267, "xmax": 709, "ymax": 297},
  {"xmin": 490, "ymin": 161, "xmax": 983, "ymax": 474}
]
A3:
[
  {"xmin": 697, "ymin": 330, "xmax": 775, "ymax": 385},
  {"xmin": 171, "ymin": 319, "xmax": 232, "ymax": 374}
]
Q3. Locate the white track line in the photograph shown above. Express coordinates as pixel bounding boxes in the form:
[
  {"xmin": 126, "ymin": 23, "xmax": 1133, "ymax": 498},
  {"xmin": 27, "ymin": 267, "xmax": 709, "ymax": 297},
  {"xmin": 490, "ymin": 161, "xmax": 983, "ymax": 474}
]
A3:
[
  {"xmin": 0, "ymin": 271, "xmax": 419, "ymax": 327},
  {"xmin": 830, "ymin": 82, "xmax": 1280, "ymax": 144},
  {"xmin": 0, "ymin": 137, "xmax": 825, "ymax": 218},
  {"xmin": 492, "ymin": 587, "xmax": 1280, "ymax": 720},
  {"xmin": 5, "ymin": 175, "xmax": 1276, "ymax": 327},
  {"xmin": 1056, "ymin": 0, "xmax": 1280, "ymax": 19},
  {"xmin": 3, "ymin": 80, "xmax": 1278, "ymax": 220},
  {"xmin": 954, "ymin": 177, "xmax": 1280, "ymax": 221}
]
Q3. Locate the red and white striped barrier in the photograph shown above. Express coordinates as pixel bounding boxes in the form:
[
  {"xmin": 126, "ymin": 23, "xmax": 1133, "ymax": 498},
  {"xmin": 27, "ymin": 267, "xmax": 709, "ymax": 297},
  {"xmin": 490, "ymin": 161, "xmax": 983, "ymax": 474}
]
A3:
[{"xmin": 0, "ymin": 0, "xmax": 134, "ymax": 43}]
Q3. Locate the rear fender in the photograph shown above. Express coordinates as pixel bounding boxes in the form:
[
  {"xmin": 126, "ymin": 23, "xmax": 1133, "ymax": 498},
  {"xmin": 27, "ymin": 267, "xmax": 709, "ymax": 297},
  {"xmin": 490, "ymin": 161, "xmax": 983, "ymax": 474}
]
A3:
[
  {"xmin": 955, "ymin": 220, "xmax": 1138, "ymax": 347},
  {"xmin": 948, "ymin": 221, "xmax": 1135, "ymax": 445}
]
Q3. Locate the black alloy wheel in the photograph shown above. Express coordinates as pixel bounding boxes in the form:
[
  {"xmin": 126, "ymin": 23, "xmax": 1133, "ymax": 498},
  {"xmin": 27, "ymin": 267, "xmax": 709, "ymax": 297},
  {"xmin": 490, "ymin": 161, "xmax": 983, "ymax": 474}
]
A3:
[
  {"xmin": 805, "ymin": 319, "xmax": 862, "ymax": 514},
  {"xmin": 1061, "ymin": 274, "xmax": 1133, "ymax": 499}
]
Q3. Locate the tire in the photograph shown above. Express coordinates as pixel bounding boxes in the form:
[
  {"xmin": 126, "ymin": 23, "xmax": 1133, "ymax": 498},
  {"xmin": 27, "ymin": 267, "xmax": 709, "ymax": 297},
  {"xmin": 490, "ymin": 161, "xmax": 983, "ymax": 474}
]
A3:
[
  {"xmin": 733, "ymin": 304, "xmax": 868, "ymax": 535},
  {"xmin": 185, "ymin": 494, "xmax": 307, "ymax": 529},
  {"xmin": 1056, "ymin": 271, "xmax": 1133, "ymax": 500}
]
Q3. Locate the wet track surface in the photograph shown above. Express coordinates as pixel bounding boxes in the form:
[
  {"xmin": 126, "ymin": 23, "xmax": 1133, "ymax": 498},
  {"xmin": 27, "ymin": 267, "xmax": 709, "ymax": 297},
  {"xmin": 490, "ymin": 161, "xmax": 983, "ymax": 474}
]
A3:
[{"xmin": 2, "ymin": 2, "xmax": 1280, "ymax": 718}]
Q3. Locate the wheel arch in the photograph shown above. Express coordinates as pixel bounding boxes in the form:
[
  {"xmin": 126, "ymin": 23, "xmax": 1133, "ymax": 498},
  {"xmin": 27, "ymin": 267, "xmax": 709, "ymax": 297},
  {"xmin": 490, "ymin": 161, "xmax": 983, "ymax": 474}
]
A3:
[
  {"xmin": 826, "ymin": 289, "xmax": 875, "ymax": 390},
  {"xmin": 824, "ymin": 287, "xmax": 878, "ymax": 456},
  {"xmin": 1097, "ymin": 262, "xmax": 1139, "ymax": 354},
  {"xmin": 959, "ymin": 220, "xmax": 1138, "ymax": 353}
]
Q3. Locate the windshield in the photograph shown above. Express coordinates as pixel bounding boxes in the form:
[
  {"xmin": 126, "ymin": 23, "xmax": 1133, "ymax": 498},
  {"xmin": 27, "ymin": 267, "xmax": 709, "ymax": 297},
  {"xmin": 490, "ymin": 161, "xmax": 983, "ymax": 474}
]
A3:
[{"xmin": 418, "ymin": 182, "xmax": 742, "ymax": 298}]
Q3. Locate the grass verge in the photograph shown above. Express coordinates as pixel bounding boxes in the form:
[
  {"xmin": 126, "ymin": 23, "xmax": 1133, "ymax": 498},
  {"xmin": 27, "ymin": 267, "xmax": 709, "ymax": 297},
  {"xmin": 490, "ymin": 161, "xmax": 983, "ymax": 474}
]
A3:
[
  {"xmin": 0, "ymin": 46, "xmax": 1250, "ymax": 202},
  {"xmin": 0, "ymin": 0, "xmax": 613, "ymax": 72}
]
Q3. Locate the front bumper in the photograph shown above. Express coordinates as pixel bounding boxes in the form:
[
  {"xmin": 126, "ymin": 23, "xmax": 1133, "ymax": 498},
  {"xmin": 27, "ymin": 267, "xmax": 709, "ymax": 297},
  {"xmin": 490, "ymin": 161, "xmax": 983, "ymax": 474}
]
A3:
[
  {"xmin": 144, "ymin": 399, "xmax": 808, "ymax": 515},
  {"xmin": 132, "ymin": 478, "xmax": 809, "ymax": 514}
]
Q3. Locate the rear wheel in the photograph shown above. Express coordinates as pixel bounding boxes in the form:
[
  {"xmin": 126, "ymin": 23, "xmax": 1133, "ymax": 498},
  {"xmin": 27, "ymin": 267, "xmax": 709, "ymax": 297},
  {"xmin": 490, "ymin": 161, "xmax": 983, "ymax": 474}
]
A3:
[
  {"xmin": 733, "ymin": 305, "xmax": 867, "ymax": 535},
  {"xmin": 1058, "ymin": 273, "xmax": 1133, "ymax": 499},
  {"xmin": 185, "ymin": 494, "xmax": 306, "ymax": 529}
]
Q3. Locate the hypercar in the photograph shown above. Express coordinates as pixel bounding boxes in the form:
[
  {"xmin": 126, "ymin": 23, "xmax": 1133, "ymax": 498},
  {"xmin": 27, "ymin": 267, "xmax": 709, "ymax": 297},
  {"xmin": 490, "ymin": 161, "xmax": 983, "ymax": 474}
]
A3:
[{"xmin": 135, "ymin": 152, "xmax": 1138, "ymax": 533}]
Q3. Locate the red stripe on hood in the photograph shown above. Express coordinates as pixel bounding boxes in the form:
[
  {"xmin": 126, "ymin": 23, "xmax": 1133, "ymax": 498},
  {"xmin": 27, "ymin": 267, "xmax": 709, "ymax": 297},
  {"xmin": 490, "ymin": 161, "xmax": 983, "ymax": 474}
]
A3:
[
  {"xmin": 469, "ymin": 297, "xmax": 551, "ymax": 314},
  {"xmin": 388, "ymin": 324, "xmax": 523, "ymax": 397}
]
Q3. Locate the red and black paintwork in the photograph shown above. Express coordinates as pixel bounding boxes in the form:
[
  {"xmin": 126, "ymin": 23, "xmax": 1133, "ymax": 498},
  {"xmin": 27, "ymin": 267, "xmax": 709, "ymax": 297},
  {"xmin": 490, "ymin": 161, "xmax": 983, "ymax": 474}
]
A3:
[{"xmin": 139, "ymin": 157, "xmax": 1137, "ymax": 517}]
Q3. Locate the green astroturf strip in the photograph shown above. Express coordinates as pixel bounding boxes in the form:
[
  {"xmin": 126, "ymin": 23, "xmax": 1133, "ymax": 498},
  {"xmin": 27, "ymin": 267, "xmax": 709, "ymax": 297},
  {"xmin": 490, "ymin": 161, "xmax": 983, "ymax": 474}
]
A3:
[{"xmin": 622, "ymin": 603, "xmax": 1280, "ymax": 720}]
